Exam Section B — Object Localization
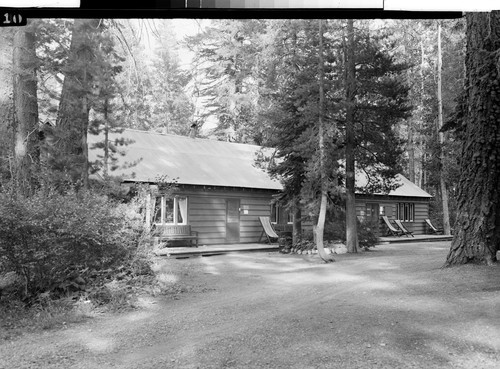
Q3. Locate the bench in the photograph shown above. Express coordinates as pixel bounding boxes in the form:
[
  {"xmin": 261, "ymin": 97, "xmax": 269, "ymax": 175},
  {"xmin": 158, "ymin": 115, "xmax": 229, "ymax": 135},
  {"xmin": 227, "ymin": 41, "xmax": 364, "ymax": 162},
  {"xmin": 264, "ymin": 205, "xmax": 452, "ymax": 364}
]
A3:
[{"xmin": 153, "ymin": 225, "xmax": 198, "ymax": 248}]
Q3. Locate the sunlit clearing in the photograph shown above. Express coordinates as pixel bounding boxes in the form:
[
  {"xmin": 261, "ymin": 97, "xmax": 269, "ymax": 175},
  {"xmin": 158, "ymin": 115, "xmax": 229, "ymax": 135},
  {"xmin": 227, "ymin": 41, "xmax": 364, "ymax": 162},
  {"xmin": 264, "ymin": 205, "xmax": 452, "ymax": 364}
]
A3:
[
  {"xmin": 269, "ymin": 271, "xmax": 366, "ymax": 285},
  {"xmin": 363, "ymin": 261, "xmax": 400, "ymax": 271},
  {"xmin": 200, "ymin": 256, "xmax": 221, "ymax": 275},
  {"xmin": 157, "ymin": 274, "xmax": 178, "ymax": 285},
  {"xmin": 124, "ymin": 310, "xmax": 155, "ymax": 322},
  {"xmin": 365, "ymin": 294, "xmax": 451, "ymax": 313},
  {"xmin": 359, "ymin": 280, "xmax": 397, "ymax": 291},
  {"xmin": 74, "ymin": 331, "xmax": 115, "ymax": 353}
]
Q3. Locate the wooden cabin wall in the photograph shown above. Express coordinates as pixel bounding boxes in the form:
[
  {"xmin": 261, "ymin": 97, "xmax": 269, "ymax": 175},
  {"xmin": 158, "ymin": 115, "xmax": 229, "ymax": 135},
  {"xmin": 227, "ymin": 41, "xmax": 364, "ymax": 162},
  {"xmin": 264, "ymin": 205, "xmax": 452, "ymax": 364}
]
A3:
[
  {"xmin": 355, "ymin": 198, "xmax": 430, "ymax": 236},
  {"xmin": 181, "ymin": 189, "xmax": 275, "ymax": 245}
]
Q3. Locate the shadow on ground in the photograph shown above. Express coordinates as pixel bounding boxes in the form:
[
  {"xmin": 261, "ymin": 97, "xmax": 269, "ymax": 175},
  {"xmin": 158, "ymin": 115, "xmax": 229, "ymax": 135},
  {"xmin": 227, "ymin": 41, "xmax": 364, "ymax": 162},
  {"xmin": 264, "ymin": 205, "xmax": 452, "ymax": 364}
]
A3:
[{"xmin": 1, "ymin": 241, "xmax": 499, "ymax": 369}]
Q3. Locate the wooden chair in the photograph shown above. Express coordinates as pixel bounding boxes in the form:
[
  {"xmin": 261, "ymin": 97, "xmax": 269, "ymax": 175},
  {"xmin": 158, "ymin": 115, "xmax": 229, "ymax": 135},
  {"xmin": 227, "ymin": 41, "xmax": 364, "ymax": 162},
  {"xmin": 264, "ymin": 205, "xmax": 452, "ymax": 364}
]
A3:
[
  {"xmin": 382, "ymin": 216, "xmax": 403, "ymax": 237},
  {"xmin": 394, "ymin": 219, "xmax": 414, "ymax": 237},
  {"xmin": 425, "ymin": 219, "xmax": 443, "ymax": 234},
  {"xmin": 258, "ymin": 216, "xmax": 280, "ymax": 244}
]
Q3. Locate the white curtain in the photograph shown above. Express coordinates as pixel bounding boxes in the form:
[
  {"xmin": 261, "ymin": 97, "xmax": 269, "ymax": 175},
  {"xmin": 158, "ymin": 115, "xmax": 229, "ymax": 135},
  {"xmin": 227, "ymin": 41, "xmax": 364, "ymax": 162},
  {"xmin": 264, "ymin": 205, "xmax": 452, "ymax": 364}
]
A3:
[
  {"xmin": 151, "ymin": 196, "xmax": 159, "ymax": 223},
  {"xmin": 178, "ymin": 197, "xmax": 188, "ymax": 224}
]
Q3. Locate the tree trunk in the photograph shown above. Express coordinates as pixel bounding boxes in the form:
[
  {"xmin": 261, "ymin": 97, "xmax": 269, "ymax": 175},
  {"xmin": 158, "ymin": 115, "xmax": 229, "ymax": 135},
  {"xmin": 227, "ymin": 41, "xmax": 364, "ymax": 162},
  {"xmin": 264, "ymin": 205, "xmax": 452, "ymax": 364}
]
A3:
[
  {"xmin": 103, "ymin": 98, "xmax": 109, "ymax": 178},
  {"xmin": 56, "ymin": 19, "xmax": 100, "ymax": 188},
  {"xmin": 0, "ymin": 29, "xmax": 14, "ymax": 172},
  {"xmin": 292, "ymin": 197, "xmax": 302, "ymax": 247},
  {"xmin": 12, "ymin": 24, "xmax": 39, "ymax": 195},
  {"xmin": 345, "ymin": 19, "xmax": 358, "ymax": 253},
  {"xmin": 407, "ymin": 118, "xmax": 415, "ymax": 183},
  {"xmin": 445, "ymin": 11, "xmax": 500, "ymax": 266},
  {"xmin": 417, "ymin": 31, "xmax": 426, "ymax": 189},
  {"xmin": 436, "ymin": 22, "xmax": 451, "ymax": 235},
  {"xmin": 316, "ymin": 19, "xmax": 334, "ymax": 262}
]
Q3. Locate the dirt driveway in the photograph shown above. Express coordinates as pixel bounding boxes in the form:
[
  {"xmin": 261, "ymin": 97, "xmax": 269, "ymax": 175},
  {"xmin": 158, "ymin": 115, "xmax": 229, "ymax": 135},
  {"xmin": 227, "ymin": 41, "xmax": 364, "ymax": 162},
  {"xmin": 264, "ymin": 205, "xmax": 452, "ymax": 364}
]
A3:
[{"xmin": 1, "ymin": 242, "xmax": 500, "ymax": 369}]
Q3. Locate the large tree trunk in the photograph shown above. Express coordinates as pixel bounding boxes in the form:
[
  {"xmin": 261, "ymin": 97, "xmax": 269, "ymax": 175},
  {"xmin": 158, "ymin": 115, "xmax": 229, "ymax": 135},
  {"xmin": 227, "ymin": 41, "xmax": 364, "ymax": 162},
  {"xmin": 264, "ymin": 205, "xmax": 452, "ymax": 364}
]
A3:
[
  {"xmin": 56, "ymin": 19, "xmax": 100, "ymax": 189},
  {"xmin": 445, "ymin": 11, "xmax": 500, "ymax": 266},
  {"xmin": 0, "ymin": 29, "xmax": 14, "ymax": 173},
  {"xmin": 12, "ymin": 24, "xmax": 39, "ymax": 196},
  {"xmin": 345, "ymin": 19, "xmax": 358, "ymax": 253},
  {"xmin": 436, "ymin": 22, "xmax": 451, "ymax": 236},
  {"xmin": 316, "ymin": 19, "xmax": 334, "ymax": 262}
]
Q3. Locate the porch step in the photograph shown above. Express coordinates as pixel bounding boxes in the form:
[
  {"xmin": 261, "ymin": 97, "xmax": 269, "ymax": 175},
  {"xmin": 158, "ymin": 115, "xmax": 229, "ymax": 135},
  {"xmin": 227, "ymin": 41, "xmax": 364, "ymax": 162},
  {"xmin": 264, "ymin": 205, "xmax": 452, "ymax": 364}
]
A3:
[{"xmin": 154, "ymin": 243, "xmax": 280, "ymax": 258}]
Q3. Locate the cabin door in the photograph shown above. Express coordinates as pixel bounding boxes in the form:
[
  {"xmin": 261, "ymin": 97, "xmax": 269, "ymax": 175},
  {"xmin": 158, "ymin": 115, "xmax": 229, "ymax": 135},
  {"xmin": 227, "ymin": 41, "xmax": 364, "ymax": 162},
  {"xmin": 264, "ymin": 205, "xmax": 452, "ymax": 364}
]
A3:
[
  {"xmin": 366, "ymin": 203, "xmax": 380, "ymax": 230},
  {"xmin": 226, "ymin": 199, "xmax": 240, "ymax": 243}
]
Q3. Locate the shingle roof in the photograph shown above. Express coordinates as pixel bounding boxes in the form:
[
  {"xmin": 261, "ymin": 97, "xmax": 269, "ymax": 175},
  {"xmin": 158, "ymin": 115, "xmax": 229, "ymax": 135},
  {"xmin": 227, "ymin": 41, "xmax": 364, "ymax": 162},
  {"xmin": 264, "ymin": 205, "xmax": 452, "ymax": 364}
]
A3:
[
  {"xmin": 88, "ymin": 129, "xmax": 282, "ymax": 190},
  {"xmin": 88, "ymin": 129, "xmax": 432, "ymax": 198}
]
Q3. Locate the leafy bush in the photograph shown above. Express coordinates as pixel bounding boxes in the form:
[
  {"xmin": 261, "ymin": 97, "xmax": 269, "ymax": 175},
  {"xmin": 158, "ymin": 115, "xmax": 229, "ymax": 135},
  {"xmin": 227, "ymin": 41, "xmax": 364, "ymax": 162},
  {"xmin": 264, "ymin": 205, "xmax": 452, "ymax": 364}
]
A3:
[
  {"xmin": 0, "ymin": 187, "xmax": 143, "ymax": 299},
  {"xmin": 357, "ymin": 219, "xmax": 379, "ymax": 249}
]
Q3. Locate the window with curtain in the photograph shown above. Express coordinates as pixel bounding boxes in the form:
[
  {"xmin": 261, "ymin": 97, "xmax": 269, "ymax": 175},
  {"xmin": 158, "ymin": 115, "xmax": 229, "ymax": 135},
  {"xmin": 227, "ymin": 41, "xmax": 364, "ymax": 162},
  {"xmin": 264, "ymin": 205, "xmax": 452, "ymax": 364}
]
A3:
[
  {"xmin": 270, "ymin": 203, "xmax": 279, "ymax": 223},
  {"xmin": 153, "ymin": 196, "xmax": 188, "ymax": 225}
]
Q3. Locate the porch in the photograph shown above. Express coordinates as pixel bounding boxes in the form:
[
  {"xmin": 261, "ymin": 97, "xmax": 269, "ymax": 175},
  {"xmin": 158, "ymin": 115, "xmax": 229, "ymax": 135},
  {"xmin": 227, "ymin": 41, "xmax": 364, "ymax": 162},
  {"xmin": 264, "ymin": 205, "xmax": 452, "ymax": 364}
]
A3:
[
  {"xmin": 378, "ymin": 234, "xmax": 453, "ymax": 244},
  {"xmin": 153, "ymin": 234, "xmax": 452, "ymax": 258},
  {"xmin": 154, "ymin": 243, "xmax": 280, "ymax": 258}
]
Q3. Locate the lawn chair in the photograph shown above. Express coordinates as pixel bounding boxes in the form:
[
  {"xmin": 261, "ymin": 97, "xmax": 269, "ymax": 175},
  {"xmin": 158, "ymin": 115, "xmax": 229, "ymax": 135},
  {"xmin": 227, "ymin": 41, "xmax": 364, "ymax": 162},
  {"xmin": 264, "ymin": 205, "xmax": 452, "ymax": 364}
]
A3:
[
  {"xmin": 382, "ymin": 216, "xmax": 403, "ymax": 237},
  {"xmin": 394, "ymin": 219, "xmax": 414, "ymax": 237},
  {"xmin": 258, "ymin": 216, "xmax": 280, "ymax": 244},
  {"xmin": 425, "ymin": 219, "xmax": 443, "ymax": 234}
]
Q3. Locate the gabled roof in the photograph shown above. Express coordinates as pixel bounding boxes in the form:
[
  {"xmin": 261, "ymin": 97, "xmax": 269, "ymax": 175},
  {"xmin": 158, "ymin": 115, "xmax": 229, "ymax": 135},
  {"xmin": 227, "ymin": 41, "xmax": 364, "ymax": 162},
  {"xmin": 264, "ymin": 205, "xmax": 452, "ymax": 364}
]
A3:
[
  {"xmin": 387, "ymin": 174, "xmax": 432, "ymax": 198},
  {"xmin": 88, "ymin": 129, "xmax": 282, "ymax": 190},
  {"xmin": 355, "ymin": 171, "xmax": 432, "ymax": 198},
  {"xmin": 88, "ymin": 129, "xmax": 432, "ymax": 198}
]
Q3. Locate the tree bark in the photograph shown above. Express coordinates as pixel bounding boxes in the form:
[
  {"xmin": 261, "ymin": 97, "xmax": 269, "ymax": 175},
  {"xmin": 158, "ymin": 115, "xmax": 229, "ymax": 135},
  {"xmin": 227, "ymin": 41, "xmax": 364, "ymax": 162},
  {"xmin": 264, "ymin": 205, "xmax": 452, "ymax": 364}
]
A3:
[
  {"xmin": 345, "ymin": 19, "xmax": 358, "ymax": 253},
  {"xmin": 316, "ymin": 19, "xmax": 334, "ymax": 262},
  {"xmin": 407, "ymin": 117, "xmax": 415, "ymax": 183},
  {"xmin": 445, "ymin": 11, "xmax": 500, "ymax": 266},
  {"xmin": 292, "ymin": 197, "xmax": 302, "ymax": 247},
  {"xmin": 56, "ymin": 19, "xmax": 100, "ymax": 188},
  {"xmin": 436, "ymin": 22, "xmax": 452, "ymax": 236},
  {"xmin": 12, "ymin": 23, "xmax": 39, "ymax": 195},
  {"xmin": 103, "ymin": 98, "xmax": 109, "ymax": 178},
  {"xmin": 417, "ymin": 31, "xmax": 426, "ymax": 188},
  {"xmin": 0, "ymin": 29, "xmax": 14, "ymax": 171}
]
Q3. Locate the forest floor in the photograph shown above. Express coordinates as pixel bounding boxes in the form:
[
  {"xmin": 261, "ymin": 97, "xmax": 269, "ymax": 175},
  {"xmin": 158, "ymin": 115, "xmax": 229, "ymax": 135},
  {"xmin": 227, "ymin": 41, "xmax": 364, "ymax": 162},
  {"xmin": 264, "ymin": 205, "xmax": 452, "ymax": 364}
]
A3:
[{"xmin": 1, "ymin": 241, "xmax": 500, "ymax": 369}]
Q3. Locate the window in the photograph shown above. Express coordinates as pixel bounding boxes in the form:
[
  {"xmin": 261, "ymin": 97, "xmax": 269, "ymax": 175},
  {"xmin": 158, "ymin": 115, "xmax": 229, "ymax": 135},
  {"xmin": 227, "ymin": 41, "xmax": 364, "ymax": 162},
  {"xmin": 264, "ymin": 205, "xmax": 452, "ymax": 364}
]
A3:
[
  {"xmin": 287, "ymin": 211, "xmax": 294, "ymax": 224},
  {"xmin": 270, "ymin": 203, "xmax": 279, "ymax": 224},
  {"xmin": 153, "ymin": 196, "xmax": 187, "ymax": 225},
  {"xmin": 396, "ymin": 203, "xmax": 414, "ymax": 222}
]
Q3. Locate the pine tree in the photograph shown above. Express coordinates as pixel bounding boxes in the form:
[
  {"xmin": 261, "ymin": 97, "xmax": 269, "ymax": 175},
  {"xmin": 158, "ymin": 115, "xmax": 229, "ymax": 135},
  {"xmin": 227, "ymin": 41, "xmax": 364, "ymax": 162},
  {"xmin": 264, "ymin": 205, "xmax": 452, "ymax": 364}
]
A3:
[
  {"xmin": 12, "ymin": 20, "xmax": 40, "ymax": 195},
  {"xmin": 445, "ymin": 11, "xmax": 500, "ymax": 266},
  {"xmin": 0, "ymin": 28, "xmax": 15, "ymax": 183},
  {"xmin": 54, "ymin": 19, "xmax": 102, "ymax": 189},
  {"xmin": 187, "ymin": 19, "xmax": 267, "ymax": 142},
  {"xmin": 261, "ymin": 19, "xmax": 410, "ymax": 253}
]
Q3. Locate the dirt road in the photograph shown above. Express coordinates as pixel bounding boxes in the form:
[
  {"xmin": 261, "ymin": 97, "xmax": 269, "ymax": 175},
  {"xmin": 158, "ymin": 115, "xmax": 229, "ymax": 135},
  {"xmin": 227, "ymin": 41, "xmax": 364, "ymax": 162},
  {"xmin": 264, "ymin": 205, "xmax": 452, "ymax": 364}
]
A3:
[{"xmin": 1, "ymin": 242, "xmax": 500, "ymax": 369}]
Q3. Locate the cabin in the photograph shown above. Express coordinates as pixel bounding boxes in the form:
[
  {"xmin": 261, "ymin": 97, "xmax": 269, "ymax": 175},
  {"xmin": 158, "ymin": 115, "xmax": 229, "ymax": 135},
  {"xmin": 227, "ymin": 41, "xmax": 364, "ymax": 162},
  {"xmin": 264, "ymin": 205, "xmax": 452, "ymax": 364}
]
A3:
[
  {"xmin": 88, "ymin": 129, "xmax": 432, "ymax": 245},
  {"xmin": 355, "ymin": 174, "xmax": 433, "ymax": 235}
]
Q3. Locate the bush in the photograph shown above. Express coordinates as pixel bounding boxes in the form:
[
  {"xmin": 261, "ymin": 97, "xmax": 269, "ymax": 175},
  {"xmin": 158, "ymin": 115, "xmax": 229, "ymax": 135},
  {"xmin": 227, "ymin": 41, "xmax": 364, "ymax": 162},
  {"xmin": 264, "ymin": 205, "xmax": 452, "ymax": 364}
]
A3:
[
  {"xmin": 0, "ymin": 187, "xmax": 143, "ymax": 299},
  {"xmin": 323, "ymin": 216, "xmax": 378, "ymax": 249}
]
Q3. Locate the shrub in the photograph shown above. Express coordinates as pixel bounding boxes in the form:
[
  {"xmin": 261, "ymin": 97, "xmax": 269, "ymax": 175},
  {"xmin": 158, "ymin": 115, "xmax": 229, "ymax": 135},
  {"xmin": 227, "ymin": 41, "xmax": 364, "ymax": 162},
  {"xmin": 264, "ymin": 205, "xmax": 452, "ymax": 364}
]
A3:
[
  {"xmin": 0, "ymin": 187, "xmax": 143, "ymax": 299},
  {"xmin": 323, "ymin": 216, "xmax": 379, "ymax": 249},
  {"xmin": 357, "ymin": 219, "xmax": 379, "ymax": 249}
]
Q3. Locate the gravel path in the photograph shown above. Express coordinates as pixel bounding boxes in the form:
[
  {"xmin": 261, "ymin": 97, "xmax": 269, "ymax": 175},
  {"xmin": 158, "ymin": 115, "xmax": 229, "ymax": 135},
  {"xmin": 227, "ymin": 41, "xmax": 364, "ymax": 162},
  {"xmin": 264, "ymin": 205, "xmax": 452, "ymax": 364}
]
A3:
[{"xmin": 1, "ymin": 242, "xmax": 500, "ymax": 369}]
